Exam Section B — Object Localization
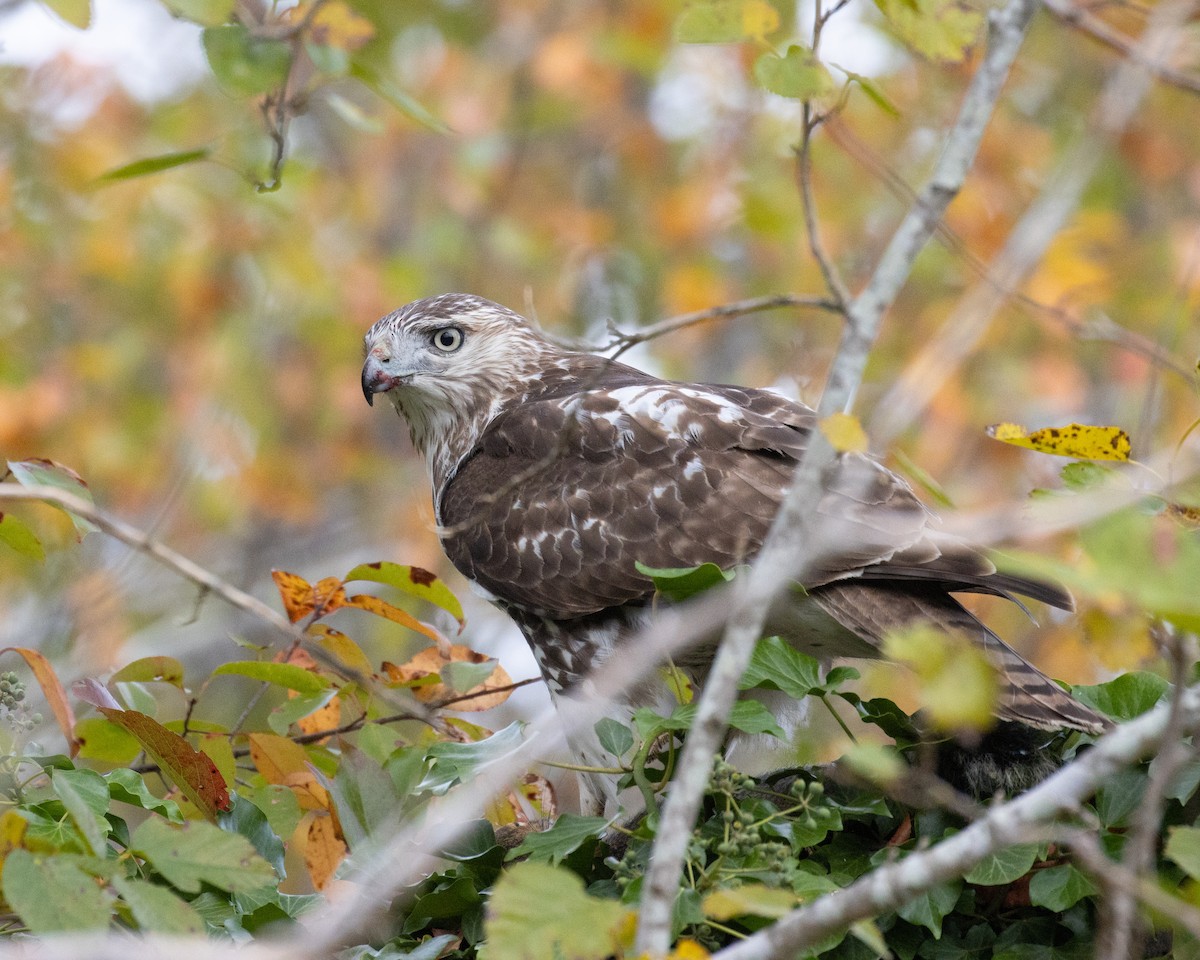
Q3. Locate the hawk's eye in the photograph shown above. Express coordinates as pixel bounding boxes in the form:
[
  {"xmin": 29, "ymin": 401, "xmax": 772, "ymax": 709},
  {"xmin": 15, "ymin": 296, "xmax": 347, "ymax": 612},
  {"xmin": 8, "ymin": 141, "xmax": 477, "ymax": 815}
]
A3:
[{"xmin": 431, "ymin": 327, "xmax": 464, "ymax": 353}]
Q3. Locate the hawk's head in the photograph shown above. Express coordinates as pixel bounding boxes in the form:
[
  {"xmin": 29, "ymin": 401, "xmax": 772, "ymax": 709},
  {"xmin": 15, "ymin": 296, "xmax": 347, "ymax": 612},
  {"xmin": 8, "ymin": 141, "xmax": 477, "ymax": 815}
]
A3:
[{"xmin": 362, "ymin": 294, "xmax": 561, "ymax": 483}]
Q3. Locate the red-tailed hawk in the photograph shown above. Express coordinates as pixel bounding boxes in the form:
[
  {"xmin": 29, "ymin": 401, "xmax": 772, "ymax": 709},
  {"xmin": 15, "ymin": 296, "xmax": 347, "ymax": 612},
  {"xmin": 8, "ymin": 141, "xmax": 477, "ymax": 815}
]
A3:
[{"xmin": 362, "ymin": 294, "xmax": 1104, "ymax": 808}]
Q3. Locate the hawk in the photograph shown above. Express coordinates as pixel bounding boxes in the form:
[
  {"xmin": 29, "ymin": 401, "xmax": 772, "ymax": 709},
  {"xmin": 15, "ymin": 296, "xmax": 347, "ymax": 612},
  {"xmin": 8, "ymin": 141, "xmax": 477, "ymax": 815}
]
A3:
[{"xmin": 362, "ymin": 293, "xmax": 1104, "ymax": 810}]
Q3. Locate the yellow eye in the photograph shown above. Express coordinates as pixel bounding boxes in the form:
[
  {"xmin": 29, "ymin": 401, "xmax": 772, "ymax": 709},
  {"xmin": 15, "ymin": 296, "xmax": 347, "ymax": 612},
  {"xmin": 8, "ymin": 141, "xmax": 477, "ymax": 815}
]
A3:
[{"xmin": 432, "ymin": 327, "xmax": 464, "ymax": 352}]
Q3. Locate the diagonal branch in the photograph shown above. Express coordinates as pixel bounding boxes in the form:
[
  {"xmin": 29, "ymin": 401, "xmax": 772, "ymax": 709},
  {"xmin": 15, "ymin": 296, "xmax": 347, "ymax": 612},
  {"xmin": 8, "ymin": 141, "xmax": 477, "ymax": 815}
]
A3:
[
  {"xmin": 634, "ymin": 0, "xmax": 1042, "ymax": 952},
  {"xmin": 711, "ymin": 684, "xmax": 1200, "ymax": 960}
]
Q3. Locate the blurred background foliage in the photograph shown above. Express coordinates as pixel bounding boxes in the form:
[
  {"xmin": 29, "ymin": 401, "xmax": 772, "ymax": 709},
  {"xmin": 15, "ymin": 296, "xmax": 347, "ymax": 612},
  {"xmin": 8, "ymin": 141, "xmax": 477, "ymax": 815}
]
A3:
[{"xmin": 0, "ymin": 0, "xmax": 1198, "ymax": 734}]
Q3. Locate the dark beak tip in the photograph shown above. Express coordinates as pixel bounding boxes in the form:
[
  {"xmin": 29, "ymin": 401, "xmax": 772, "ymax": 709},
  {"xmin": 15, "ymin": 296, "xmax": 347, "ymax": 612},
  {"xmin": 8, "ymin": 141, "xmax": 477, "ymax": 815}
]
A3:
[{"xmin": 361, "ymin": 369, "xmax": 376, "ymax": 406}]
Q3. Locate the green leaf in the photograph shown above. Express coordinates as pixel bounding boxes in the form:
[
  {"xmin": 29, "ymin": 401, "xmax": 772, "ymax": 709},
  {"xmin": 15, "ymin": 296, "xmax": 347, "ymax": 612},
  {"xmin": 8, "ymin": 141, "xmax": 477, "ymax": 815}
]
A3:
[
  {"xmin": 213, "ymin": 660, "xmax": 330, "ymax": 696},
  {"xmin": 344, "ymin": 561, "xmax": 464, "ymax": 627},
  {"xmin": 964, "ymin": 844, "xmax": 1039, "ymax": 886},
  {"xmin": 508, "ymin": 814, "xmax": 610, "ymax": 865},
  {"xmin": 1071, "ymin": 671, "xmax": 1168, "ymax": 722},
  {"xmin": 76, "ymin": 717, "xmax": 143, "ymax": 765},
  {"xmin": 219, "ymin": 794, "xmax": 286, "ymax": 878},
  {"xmin": 0, "ymin": 512, "xmax": 44, "ymax": 561},
  {"xmin": 874, "ymin": 0, "xmax": 984, "ymax": 62},
  {"xmin": 132, "ymin": 817, "xmax": 277, "ymax": 894},
  {"xmin": 753, "ymin": 45, "xmax": 834, "ymax": 100},
  {"xmin": 202, "ymin": 24, "xmax": 291, "ymax": 97},
  {"xmin": 110, "ymin": 656, "xmax": 186, "ymax": 687},
  {"xmin": 441, "ymin": 659, "xmax": 498, "ymax": 694},
  {"xmin": 894, "ymin": 879, "xmax": 961, "ymax": 937},
  {"xmin": 635, "ymin": 561, "xmax": 733, "ymax": 601},
  {"xmin": 1094, "ymin": 767, "xmax": 1146, "ymax": 827},
  {"xmin": 2, "ymin": 849, "xmax": 113, "ymax": 932},
  {"xmin": 422, "ymin": 722, "xmax": 524, "ymax": 793},
  {"xmin": 1061, "ymin": 461, "xmax": 1116, "ymax": 491},
  {"xmin": 53, "ymin": 768, "xmax": 111, "ymax": 856},
  {"xmin": 1166, "ymin": 825, "xmax": 1200, "ymax": 881},
  {"xmin": 112, "ymin": 874, "xmax": 205, "ymax": 934},
  {"xmin": 349, "ymin": 63, "xmax": 452, "ymax": 135},
  {"xmin": 675, "ymin": 0, "xmax": 778, "ymax": 43},
  {"xmin": 95, "ymin": 149, "xmax": 210, "ymax": 184},
  {"xmin": 39, "ymin": 0, "xmax": 90, "ymax": 28},
  {"xmin": 329, "ymin": 746, "xmax": 400, "ymax": 848},
  {"xmin": 105, "ymin": 768, "xmax": 183, "ymax": 822},
  {"xmin": 241, "ymin": 783, "xmax": 303, "ymax": 842},
  {"xmin": 7, "ymin": 458, "xmax": 97, "ymax": 536},
  {"xmin": 594, "ymin": 717, "xmax": 634, "ymax": 758},
  {"xmin": 844, "ymin": 71, "xmax": 900, "ymax": 117},
  {"xmin": 161, "ymin": 0, "xmax": 234, "ymax": 26},
  {"xmin": 1027, "ymin": 863, "xmax": 1097, "ymax": 911},
  {"xmin": 486, "ymin": 862, "xmax": 632, "ymax": 960},
  {"xmin": 268, "ymin": 687, "xmax": 339, "ymax": 735},
  {"xmin": 740, "ymin": 636, "xmax": 823, "ymax": 697}
]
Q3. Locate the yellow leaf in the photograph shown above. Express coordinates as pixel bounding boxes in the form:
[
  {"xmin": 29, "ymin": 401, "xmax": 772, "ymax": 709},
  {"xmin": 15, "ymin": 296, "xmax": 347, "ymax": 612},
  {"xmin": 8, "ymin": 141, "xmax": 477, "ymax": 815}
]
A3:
[
  {"xmin": 986, "ymin": 422, "xmax": 1131, "ymax": 461},
  {"xmin": 741, "ymin": 0, "xmax": 780, "ymax": 40},
  {"xmin": 382, "ymin": 645, "xmax": 514, "ymax": 711},
  {"xmin": 819, "ymin": 412, "xmax": 869, "ymax": 453},
  {"xmin": 883, "ymin": 626, "xmax": 997, "ymax": 732},
  {"xmin": 294, "ymin": 811, "xmax": 347, "ymax": 891},
  {"xmin": 293, "ymin": 0, "xmax": 375, "ymax": 51},
  {"xmin": 704, "ymin": 883, "xmax": 797, "ymax": 920}
]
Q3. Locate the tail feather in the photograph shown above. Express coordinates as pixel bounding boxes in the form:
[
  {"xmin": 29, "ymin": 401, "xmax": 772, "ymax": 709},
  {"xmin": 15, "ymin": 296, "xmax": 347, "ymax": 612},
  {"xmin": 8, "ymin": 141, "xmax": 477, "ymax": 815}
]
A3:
[{"xmin": 810, "ymin": 582, "xmax": 1107, "ymax": 735}]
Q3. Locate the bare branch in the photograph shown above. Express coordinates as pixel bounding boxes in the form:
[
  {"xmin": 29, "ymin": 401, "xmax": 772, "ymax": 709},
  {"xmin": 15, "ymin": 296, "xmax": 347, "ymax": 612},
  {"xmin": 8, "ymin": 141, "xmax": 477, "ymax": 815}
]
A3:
[
  {"xmin": 1043, "ymin": 0, "xmax": 1200, "ymax": 94},
  {"xmin": 870, "ymin": 0, "xmax": 1198, "ymax": 446},
  {"xmin": 824, "ymin": 0, "xmax": 1040, "ymax": 417},
  {"xmin": 712, "ymin": 684, "xmax": 1200, "ymax": 960},
  {"xmin": 635, "ymin": 0, "xmax": 1042, "ymax": 951}
]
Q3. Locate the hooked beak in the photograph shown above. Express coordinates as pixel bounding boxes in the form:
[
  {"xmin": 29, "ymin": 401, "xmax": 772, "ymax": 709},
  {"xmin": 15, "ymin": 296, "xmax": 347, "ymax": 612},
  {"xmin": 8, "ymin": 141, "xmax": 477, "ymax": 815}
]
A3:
[{"xmin": 362, "ymin": 354, "xmax": 400, "ymax": 406}]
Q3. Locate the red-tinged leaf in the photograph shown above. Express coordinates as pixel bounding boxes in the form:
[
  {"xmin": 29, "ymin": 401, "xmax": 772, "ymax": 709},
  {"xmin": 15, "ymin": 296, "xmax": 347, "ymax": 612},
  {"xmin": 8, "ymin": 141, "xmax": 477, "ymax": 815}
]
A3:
[
  {"xmin": 70, "ymin": 677, "xmax": 120, "ymax": 710},
  {"xmin": 345, "ymin": 562, "xmax": 465, "ymax": 631},
  {"xmin": 110, "ymin": 656, "xmax": 185, "ymax": 688},
  {"xmin": 6, "ymin": 459, "xmax": 97, "ymax": 538},
  {"xmin": 0, "ymin": 513, "xmax": 44, "ymax": 562},
  {"xmin": 344, "ymin": 593, "xmax": 441, "ymax": 643},
  {"xmin": 2, "ymin": 647, "xmax": 78, "ymax": 756},
  {"xmin": 98, "ymin": 709, "xmax": 230, "ymax": 818}
]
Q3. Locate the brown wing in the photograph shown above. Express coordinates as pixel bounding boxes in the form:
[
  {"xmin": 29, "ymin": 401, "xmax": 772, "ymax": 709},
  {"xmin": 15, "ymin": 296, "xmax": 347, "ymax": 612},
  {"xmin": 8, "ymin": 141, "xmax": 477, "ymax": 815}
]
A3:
[{"xmin": 436, "ymin": 359, "xmax": 1066, "ymax": 619}]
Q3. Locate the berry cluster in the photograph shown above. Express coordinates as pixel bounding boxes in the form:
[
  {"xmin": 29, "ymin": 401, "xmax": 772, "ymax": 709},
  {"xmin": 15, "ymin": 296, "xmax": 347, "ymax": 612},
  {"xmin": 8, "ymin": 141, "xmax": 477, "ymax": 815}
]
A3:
[{"xmin": 0, "ymin": 672, "xmax": 42, "ymax": 732}]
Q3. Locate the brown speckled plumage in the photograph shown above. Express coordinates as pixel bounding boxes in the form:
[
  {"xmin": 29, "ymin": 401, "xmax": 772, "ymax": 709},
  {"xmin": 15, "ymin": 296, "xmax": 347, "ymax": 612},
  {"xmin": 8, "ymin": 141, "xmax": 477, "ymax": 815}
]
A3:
[{"xmin": 362, "ymin": 295, "xmax": 1105, "ymax": 798}]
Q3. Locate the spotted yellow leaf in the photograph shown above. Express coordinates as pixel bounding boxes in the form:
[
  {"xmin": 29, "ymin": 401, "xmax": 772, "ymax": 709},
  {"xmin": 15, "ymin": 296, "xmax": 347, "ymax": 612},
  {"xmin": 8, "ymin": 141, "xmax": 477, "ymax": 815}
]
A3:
[
  {"xmin": 986, "ymin": 422, "xmax": 1131, "ymax": 462},
  {"xmin": 819, "ymin": 412, "xmax": 869, "ymax": 453}
]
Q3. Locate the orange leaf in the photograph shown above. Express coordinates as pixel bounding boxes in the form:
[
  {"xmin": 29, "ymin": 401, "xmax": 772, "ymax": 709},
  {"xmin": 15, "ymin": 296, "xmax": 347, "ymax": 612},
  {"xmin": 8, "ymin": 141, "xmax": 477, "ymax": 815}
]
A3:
[
  {"xmin": 383, "ymin": 645, "xmax": 515, "ymax": 711},
  {"xmin": 99, "ymin": 708, "xmax": 230, "ymax": 818},
  {"xmin": 344, "ymin": 594, "xmax": 442, "ymax": 643},
  {"xmin": 295, "ymin": 810, "xmax": 347, "ymax": 891},
  {"xmin": 295, "ymin": 690, "xmax": 341, "ymax": 739},
  {"xmin": 2, "ymin": 647, "xmax": 77, "ymax": 756},
  {"xmin": 311, "ymin": 577, "xmax": 348, "ymax": 617},
  {"xmin": 271, "ymin": 570, "xmax": 315, "ymax": 623},
  {"xmin": 247, "ymin": 731, "xmax": 311, "ymax": 783},
  {"xmin": 308, "ymin": 625, "xmax": 374, "ymax": 675}
]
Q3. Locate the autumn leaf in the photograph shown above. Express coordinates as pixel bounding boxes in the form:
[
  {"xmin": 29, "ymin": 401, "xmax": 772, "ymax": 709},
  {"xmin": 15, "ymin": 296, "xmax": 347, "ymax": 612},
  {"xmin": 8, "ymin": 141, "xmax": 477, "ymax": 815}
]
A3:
[
  {"xmin": 98, "ymin": 709, "xmax": 230, "ymax": 817},
  {"xmin": 819, "ymin": 412, "xmax": 869, "ymax": 453},
  {"xmin": 344, "ymin": 561, "xmax": 466, "ymax": 631},
  {"xmin": 2, "ymin": 647, "xmax": 77, "ymax": 756},
  {"xmin": 293, "ymin": 810, "xmax": 347, "ymax": 891},
  {"xmin": 383, "ymin": 645, "xmax": 515, "ymax": 711},
  {"xmin": 874, "ymin": 0, "xmax": 984, "ymax": 62},
  {"xmin": 987, "ymin": 422, "xmax": 1132, "ymax": 461},
  {"xmin": 343, "ymin": 593, "xmax": 443, "ymax": 643}
]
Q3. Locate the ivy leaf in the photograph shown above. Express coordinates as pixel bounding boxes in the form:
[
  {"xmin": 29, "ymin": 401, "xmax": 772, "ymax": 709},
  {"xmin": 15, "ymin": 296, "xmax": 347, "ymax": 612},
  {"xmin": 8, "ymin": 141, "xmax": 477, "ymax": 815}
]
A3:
[
  {"xmin": 753, "ymin": 46, "xmax": 834, "ymax": 100},
  {"xmin": 595, "ymin": 717, "xmax": 634, "ymax": 758},
  {"xmin": 1028, "ymin": 863, "xmax": 1097, "ymax": 911},
  {"xmin": 963, "ymin": 844, "xmax": 1040, "ymax": 886},
  {"xmin": 52, "ymin": 768, "xmax": 110, "ymax": 856},
  {"xmin": 1070, "ymin": 671, "xmax": 1168, "ymax": 722},
  {"xmin": 423, "ymin": 722, "xmax": 525, "ymax": 793},
  {"xmin": 508, "ymin": 815, "xmax": 611, "ymax": 865},
  {"xmin": 740, "ymin": 636, "xmax": 822, "ymax": 698},
  {"xmin": 132, "ymin": 817, "xmax": 277, "ymax": 894},
  {"xmin": 106, "ymin": 769, "xmax": 183, "ymax": 822},
  {"xmin": 894, "ymin": 879, "xmax": 961, "ymax": 937},
  {"xmin": 636, "ymin": 561, "xmax": 734, "ymax": 601},
  {"xmin": 486, "ymin": 862, "xmax": 633, "ymax": 960}
]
